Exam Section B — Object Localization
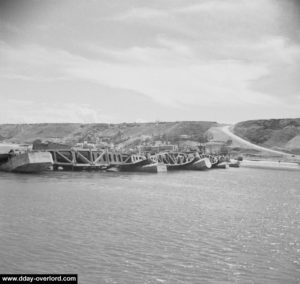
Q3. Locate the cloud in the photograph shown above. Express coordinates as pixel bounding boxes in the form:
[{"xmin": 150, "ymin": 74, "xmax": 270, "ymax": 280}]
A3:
[
  {"xmin": 0, "ymin": 100, "xmax": 115, "ymax": 124},
  {"xmin": 0, "ymin": 0, "xmax": 299, "ymax": 123},
  {"xmin": 0, "ymin": 42, "xmax": 80, "ymax": 81},
  {"xmin": 112, "ymin": 0, "xmax": 265, "ymax": 20},
  {"xmin": 0, "ymin": 38, "xmax": 292, "ymax": 110},
  {"xmin": 112, "ymin": 7, "xmax": 169, "ymax": 21},
  {"xmin": 176, "ymin": 0, "xmax": 266, "ymax": 13},
  {"xmin": 65, "ymin": 47, "xmax": 273, "ymax": 108}
]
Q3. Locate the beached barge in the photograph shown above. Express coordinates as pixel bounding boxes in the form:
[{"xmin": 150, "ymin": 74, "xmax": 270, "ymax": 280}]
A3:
[
  {"xmin": 49, "ymin": 149, "xmax": 228, "ymax": 172},
  {"xmin": 49, "ymin": 149, "xmax": 154, "ymax": 171},
  {"xmin": 0, "ymin": 151, "xmax": 53, "ymax": 173}
]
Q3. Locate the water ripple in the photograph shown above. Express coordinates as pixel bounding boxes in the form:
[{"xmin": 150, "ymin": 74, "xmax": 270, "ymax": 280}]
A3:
[{"xmin": 0, "ymin": 169, "xmax": 300, "ymax": 283}]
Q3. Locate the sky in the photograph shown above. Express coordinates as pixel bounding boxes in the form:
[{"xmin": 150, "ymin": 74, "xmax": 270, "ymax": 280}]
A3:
[{"xmin": 0, "ymin": 0, "xmax": 300, "ymax": 124}]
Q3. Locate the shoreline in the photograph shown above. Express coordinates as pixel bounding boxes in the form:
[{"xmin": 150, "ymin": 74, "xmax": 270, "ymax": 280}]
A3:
[{"xmin": 241, "ymin": 159, "xmax": 300, "ymax": 170}]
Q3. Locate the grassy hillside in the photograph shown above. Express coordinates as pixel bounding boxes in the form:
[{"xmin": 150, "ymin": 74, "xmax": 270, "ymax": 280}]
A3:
[
  {"xmin": 0, "ymin": 121, "xmax": 218, "ymax": 148},
  {"xmin": 233, "ymin": 119, "xmax": 300, "ymax": 154}
]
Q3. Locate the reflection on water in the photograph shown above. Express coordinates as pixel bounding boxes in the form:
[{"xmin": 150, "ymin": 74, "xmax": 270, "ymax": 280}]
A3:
[{"xmin": 0, "ymin": 168, "xmax": 300, "ymax": 283}]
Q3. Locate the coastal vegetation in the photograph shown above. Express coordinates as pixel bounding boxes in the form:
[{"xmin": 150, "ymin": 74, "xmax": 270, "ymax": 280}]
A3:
[
  {"xmin": 1, "ymin": 119, "xmax": 299, "ymax": 155},
  {"xmin": 233, "ymin": 119, "xmax": 300, "ymax": 154},
  {"xmin": 0, "ymin": 121, "xmax": 217, "ymax": 149}
]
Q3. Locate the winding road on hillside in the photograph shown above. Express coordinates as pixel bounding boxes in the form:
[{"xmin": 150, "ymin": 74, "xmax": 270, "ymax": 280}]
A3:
[{"xmin": 221, "ymin": 125, "xmax": 296, "ymax": 157}]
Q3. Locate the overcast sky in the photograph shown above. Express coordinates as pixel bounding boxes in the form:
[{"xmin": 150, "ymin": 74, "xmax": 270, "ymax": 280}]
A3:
[{"xmin": 0, "ymin": 0, "xmax": 299, "ymax": 124}]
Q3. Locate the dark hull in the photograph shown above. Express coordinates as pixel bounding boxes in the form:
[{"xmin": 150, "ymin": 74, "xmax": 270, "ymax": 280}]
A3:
[
  {"xmin": 186, "ymin": 158, "xmax": 212, "ymax": 170},
  {"xmin": 229, "ymin": 161, "xmax": 240, "ymax": 168},
  {"xmin": 118, "ymin": 159, "xmax": 151, "ymax": 171},
  {"xmin": 166, "ymin": 159, "xmax": 196, "ymax": 171},
  {"xmin": 0, "ymin": 153, "xmax": 9, "ymax": 163}
]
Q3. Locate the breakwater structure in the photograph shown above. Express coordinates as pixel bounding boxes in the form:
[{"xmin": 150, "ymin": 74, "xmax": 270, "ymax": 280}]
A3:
[
  {"xmin": 48, "ymin": 148, "xmax": 149, "ymax": 171},
  {"xmin": 0, "ymin": 151, "xmax": 53, "ymax": 173},
  {"xmin": 2, "ymin": 147, "xmax": 298, "ymax": 173},
  {"xmin": 48, "ymin": 149, "xmax": 218, "ymax": 172}
]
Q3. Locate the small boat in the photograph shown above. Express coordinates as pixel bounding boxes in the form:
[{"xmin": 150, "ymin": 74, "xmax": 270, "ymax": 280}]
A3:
[
  {"xmin": 186, "ymin": 157, "xmax": 212, "ymax": 170},
  {"xmin": 210, "ymin": 155, "xmax": 230, "ymax": 169},
  {"xmin": 229, "ymin": 160, "xmax": 240, "ymax": 168},
  {"xmin": 0, "ymin": 151, "xmax": 53, "ymax": 173}
]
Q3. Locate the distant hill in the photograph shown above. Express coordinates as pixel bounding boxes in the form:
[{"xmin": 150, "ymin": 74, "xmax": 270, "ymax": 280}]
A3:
[
  {"xmin": 0, "ymin": 121, "xmax": 218, "ymax": 148},
  {"xmin": 2, "ymin": 119, "xmax": 300, "ymax": 154},
  {"xmin": 233, "ymin": 119, "xmax": 300, "ymax": 154}
]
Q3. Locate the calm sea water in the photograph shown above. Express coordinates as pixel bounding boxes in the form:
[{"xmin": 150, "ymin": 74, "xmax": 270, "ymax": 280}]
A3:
[{"xmin": 0, "ymin": 168, "xmax": 300, "ymax": 284}]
